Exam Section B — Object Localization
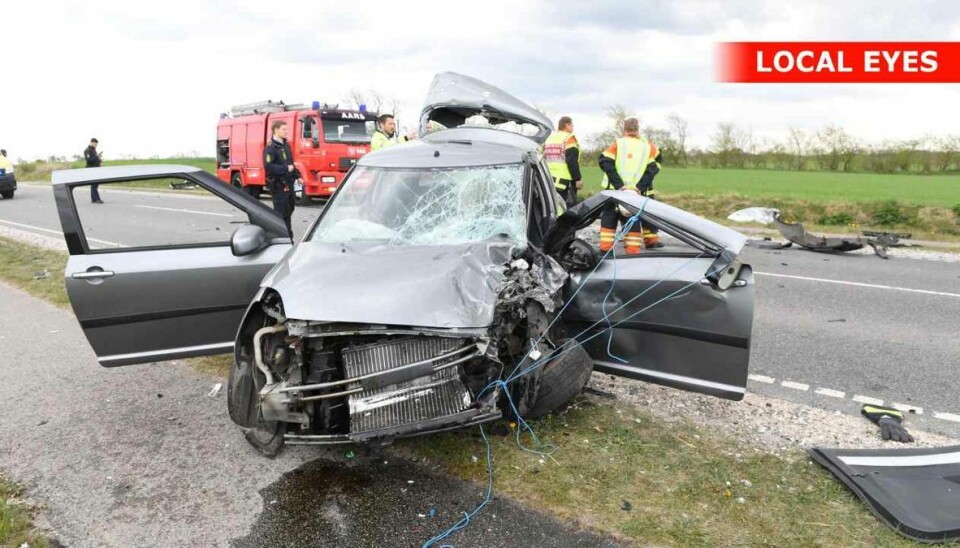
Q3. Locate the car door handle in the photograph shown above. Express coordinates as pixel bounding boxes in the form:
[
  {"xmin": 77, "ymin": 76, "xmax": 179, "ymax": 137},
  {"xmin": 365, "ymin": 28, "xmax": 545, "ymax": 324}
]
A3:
[
  {"xmin": 700, "ymin": 278, "xmax": 747, "ymax": 288},
  {"xmin": 72, "ymin": 270, "xmax": 115, "ymax": 280}
]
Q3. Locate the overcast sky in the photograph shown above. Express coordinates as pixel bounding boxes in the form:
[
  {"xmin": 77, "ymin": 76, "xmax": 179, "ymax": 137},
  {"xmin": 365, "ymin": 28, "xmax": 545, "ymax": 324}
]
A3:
[{"xmin": 2, "ymin": 0, "xmax": 959, "ymax": 160}]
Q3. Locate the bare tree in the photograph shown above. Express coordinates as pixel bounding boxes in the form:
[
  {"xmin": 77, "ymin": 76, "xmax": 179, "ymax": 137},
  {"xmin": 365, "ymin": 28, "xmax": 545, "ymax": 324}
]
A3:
[
  {"xmin": 666, "ymin": 114, "xmax": 689, "ymax": 166},
  {"xmin": 588, "ymin": 104, "xmax": 631, "ymax": 152},
  {"xmin": 815, "ymin": 125, "xmax": 859, "ymax": 171},
  {"xmin": 713, "ymin": 122, "xmax": 750, "ymax": 167},
  {"xmin": 934, "ymin": 135, "xmax": 960, "ymax": 172},
  {"xmin": 786, "ymin": 127, "xmax": 808, "ymax": 170}
]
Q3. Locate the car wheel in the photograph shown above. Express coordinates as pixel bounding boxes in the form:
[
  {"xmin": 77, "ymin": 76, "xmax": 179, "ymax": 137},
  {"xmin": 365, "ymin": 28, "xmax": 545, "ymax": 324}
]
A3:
[
  {"xmin": 0, "ymin": 191, "xmax": 13, "ymax": 199},
  {"xmin": 228, "ymin": 350, "xmax": 285, "ymax": 457},
  {"xmin": 525, "ymin": 339, "xmax": 594, "ymax": 419},
  {"xmin": 230, "ymin": 172, "xmax": 242, "ymax": 190}
]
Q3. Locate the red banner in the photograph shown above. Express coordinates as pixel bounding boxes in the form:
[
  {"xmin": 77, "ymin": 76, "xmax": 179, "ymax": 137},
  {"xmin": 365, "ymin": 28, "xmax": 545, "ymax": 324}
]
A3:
[{"xmin": 717, "ymin": 42, "xmax": 960, "ymax": 83}]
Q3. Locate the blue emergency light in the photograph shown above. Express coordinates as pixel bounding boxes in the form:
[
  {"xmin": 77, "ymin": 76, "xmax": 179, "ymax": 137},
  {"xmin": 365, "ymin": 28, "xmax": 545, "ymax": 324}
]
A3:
[
  {"xmin": 359, "ymin": 104, "xmax": 367, "ymax": 112},
  {"xmin": 312, "ymin": 101, "xmax": 321, "ymax": 110}
]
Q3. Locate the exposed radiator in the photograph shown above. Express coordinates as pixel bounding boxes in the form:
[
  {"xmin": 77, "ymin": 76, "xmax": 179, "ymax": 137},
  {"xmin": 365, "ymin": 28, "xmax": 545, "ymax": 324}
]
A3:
[
  {"xmin": 342, "ymin": 336, "xmax": 465, "ymax": 378},
  {"xmin": 342, "ymin": 337, "xmax": 474, "ymax": 437}
]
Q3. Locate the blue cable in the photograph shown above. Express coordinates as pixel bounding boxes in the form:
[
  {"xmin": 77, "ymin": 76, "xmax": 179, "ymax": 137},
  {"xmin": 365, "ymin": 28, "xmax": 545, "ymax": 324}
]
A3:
[{"xmin": 422, "ymin": 425, "xmax": 494, "ymax": 548}]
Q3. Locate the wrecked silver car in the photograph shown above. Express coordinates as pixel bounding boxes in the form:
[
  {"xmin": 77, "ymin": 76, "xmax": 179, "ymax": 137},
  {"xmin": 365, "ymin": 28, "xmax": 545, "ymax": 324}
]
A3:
[{"xmin": 52, "ymin": 73, "xmax": 756, "ymax": 455}]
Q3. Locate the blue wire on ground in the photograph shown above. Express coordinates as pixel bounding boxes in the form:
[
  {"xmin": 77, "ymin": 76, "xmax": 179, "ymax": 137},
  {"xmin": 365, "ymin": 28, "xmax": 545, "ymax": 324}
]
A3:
[{"xmin": 422, "ymin": 425, "xmax": 494, "ymax": 548}]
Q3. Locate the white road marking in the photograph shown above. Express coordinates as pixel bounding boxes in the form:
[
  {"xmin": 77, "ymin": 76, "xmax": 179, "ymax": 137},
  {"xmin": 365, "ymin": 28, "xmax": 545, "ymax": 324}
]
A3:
[
  {"xmin": 934, "ymin": 412, "xmax": 960, "ymax": 423},
  {"xmin": 815, "ymin": 388, "xmax": 846, "ymax": 399},
  {"xmin": 748, "ymin": 374, "xmax": 775, "ymax": 384},
  {"xmin": 755, "ymin": 271, "xmax": 960, "ymax": 299},
  {"xmin": 134, "ymin": 205, "xmax": 235, "ymax": 218},
  {"xmin": 853, "ymin": 395, "xmax": 884, "ymax": 406},
  {"xmin": 0, "ymin": 218, "xmax": 121, "ymax": 247},
  {"xmin": 891, "ymin": 402, "xmax": 923, "ymax": 415},
  {"xmin": 780, "ymin": 380, "xmax": 809, "ymax": 391}
]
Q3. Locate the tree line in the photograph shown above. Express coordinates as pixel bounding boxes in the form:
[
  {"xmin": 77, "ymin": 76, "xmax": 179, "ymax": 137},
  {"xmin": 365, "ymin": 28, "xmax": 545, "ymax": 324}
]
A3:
[{"xmin": 583, "ymin": 105, "xmax": 960, "ymax": 174}]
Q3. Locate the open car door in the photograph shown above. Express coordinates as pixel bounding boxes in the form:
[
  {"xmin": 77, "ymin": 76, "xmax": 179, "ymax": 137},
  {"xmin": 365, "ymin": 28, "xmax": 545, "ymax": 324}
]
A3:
[
  {"xmin": 546, "ymin": 191, "xmax": 755, "ymax": 400},
  {"xmin": 419, "ymin": 72, "xmax": 553, "ymax": 144},
  {"xmin": 52, "ymin": 166, "xmax": 292, "ymax": 366}
]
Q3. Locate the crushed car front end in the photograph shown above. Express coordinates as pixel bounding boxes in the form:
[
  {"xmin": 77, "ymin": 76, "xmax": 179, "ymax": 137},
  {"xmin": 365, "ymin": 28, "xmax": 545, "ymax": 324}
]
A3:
[{"xmin": 226, "ymin": 142, "xmax": 574, "ymax": 452}]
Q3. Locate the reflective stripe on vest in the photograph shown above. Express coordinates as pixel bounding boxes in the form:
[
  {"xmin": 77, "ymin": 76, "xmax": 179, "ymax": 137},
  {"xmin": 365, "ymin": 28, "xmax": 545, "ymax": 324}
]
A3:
[
  {"xmin": 602, "ymin": 137, "xmax": 652, "ymax": 190},
  {"xmin": 371, "ymin": 131, "xmax": 400, "ymax": 151},
  {"xmin": 544, "ymin": 131, "xmax": 578, "ymax": 185}
]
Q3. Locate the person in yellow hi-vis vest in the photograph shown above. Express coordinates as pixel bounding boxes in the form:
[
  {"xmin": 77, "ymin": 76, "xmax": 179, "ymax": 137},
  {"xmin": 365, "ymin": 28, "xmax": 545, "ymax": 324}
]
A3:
[
  {"xmin": 597, "ymin": 117, "xmax": 663, "ymax": 254},
  {"xmin": 370, "ymin": 114, "xmax": 416, "ymax": 151},
  {"xmin": 543, "ymin": 116, "xmax": 582, "ymax": 207}
]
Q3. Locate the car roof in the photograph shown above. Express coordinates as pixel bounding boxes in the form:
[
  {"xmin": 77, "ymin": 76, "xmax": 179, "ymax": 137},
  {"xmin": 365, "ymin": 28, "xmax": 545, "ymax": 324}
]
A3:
[
  {"xmin": 358, "ymin": 127, "xmax": 537, "ymax": 169},
  {"xmin": 52, "ymin": 164, "xmax": 203, "ymax": 185}
]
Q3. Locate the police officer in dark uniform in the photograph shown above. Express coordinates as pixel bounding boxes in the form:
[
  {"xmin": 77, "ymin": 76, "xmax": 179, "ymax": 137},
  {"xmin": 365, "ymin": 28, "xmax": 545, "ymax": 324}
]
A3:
[{"xmin": 263, "ymin": 121, "xmax": 300, "ymax": 238}]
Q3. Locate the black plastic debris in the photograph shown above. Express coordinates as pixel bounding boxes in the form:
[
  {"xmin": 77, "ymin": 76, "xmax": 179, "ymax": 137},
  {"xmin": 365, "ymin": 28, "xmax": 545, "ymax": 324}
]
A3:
[{"xmin": 809, "ymin": 445, "xmax": 960, "ymax": 543}]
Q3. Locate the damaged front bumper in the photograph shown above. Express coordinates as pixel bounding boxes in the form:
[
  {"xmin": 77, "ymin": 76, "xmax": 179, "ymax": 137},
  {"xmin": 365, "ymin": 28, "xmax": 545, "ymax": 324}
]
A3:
[{"xmin": 256, "ymin": 323, "xmax": 504, "ymax": 445}]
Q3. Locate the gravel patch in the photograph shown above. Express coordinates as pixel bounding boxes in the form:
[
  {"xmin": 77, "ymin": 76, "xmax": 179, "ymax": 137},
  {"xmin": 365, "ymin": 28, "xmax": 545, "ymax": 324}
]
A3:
[
  {"xmin": 0, "ymin": 224, "xmax": 66, "ymax": 251},
  {"xmin": 589, "ymin": 374, "xmax": 958, "ymax": 455}
]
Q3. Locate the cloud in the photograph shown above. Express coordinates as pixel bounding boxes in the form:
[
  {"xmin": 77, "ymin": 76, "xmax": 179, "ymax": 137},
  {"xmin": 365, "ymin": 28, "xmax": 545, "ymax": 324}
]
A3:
[{"xmin": 0, "ymin": 0, "xmax": 958, "ymax": 160}]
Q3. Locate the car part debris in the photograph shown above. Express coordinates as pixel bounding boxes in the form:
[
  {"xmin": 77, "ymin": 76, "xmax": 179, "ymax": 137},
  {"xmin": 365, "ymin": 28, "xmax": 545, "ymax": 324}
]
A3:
[
  {"xmin": 862, "ymin": 404, "xmax": 914, "ymax": 443},
  {"xmin": 207, "ymin": 383, "xmax": 223, "ymax": 397},
  {"xmin": 809, "ymin": 444, "xmax": 960, "ymax": 543},
  {"xmin": 728, "ymin": 207, "xmax": 911, "ymax": 259},
  {"xmin": 169, "ymin": 179, "xmax": 199, "ymax": 190},
  {"xmin": 744, "ymin": 237, "xmax": 792, "ymax": 250}
]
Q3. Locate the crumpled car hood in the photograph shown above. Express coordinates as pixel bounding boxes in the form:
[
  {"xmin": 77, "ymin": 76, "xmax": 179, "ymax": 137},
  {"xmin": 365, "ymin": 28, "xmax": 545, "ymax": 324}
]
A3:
[
  {"xmin": 419, "ymin": 72, "xmax": 553, "ymax": 144},
  {"xmin": 261, "ymin": 241, "xmax": 516, "ymax": 329}
]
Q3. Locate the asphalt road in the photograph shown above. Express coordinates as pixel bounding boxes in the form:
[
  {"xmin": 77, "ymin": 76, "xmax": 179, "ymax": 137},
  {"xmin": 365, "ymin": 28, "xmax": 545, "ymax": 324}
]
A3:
[
  {"xmin": 2, "ymin": 182, "xmax": 958, "ymax": 438},
  {"xmin": 0, "ymin": 282, "xmax": 617, "ymax": 547}
]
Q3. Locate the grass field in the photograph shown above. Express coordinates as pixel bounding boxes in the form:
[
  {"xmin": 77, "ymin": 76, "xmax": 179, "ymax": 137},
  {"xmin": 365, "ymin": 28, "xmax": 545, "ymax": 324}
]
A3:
[{"xmin": 580, "ymin": 166, "xmax": 960, "ymax": 207}]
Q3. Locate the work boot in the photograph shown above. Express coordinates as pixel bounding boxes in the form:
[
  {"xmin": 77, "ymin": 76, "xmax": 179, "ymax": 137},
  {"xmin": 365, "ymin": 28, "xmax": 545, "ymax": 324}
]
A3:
[
  {"xmin": 598, "ymin": 227, "xmax": 616, "ymax": 252},
  {"xmin": 624, "ymin": 232, "xmax": 643, "ymax": 255}
]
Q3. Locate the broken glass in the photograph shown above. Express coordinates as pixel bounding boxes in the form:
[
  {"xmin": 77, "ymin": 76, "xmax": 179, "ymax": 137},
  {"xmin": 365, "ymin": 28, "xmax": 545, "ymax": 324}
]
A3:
[{"xmin": 310, "ymin": 164, "xmax": 527, "ymax": 247}]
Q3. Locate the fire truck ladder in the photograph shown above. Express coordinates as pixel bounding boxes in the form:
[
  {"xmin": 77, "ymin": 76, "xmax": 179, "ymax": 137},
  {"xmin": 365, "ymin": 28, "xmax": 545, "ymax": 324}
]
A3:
[{"xmin": 229, "ymin": 100, "xmax": 308, "ymax": 117}]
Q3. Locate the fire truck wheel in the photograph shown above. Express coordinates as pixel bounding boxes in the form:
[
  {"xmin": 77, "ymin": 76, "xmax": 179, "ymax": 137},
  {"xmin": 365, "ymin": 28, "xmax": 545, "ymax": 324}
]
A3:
[
  {"xmin": 230, "ymin": 172, "xmax": 242, "ymax": 190},
  {"xmin": 246, "ymin": 186, "xmax": 262, "ymax": 199}
]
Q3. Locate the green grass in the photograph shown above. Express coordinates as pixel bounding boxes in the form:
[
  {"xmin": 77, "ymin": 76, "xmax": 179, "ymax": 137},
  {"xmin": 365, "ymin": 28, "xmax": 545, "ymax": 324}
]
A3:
[
  {"xmin": 1, "ymin": 475, "xmax": 48, "ymax": 547},
  {"xmin": 0, "ymin": 237, "xmax": 70, "ymax": 308},
  {"xmin": 577, "ymin": 166, "xmax": 960, "ymax": 240},
  {"xmin": 400, "ymin": 398, "xmax": 918, "ymax": 547},
  {"xmin": 15, "ymin": 157, "xmax": 216, "ymax": 190},
  {"xmin": 580, "ymin": 166, "xmax": 960, "ymax": 207}
]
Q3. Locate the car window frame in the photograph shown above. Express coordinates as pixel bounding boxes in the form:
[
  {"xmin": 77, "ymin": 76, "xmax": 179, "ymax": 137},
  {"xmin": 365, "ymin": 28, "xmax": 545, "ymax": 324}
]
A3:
[{"xmin": 54, "ymin": 171, "xmax": 288, "ymax": 256}]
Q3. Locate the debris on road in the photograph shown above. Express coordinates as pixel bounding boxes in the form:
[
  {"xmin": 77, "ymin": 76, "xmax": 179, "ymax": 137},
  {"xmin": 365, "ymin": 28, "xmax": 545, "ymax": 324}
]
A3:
[
  {"xmin": 206, "ymin": 383, "xmax": 222, "ymax": 397},
  {"xmin": 745, "ymin": 237, "xmax": 792, "ymax": 250},
  {"xmin": 728, "ymin": 207, "xmax": 913, "ymax": 258}
]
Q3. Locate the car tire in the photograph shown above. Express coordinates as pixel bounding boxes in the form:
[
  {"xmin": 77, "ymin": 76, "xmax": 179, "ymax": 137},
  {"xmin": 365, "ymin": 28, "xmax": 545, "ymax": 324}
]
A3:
[
  {"xmin": 0, "ymin": 191, "xmax": 13, "ymax": 199},
  {"xmin": 228, "ymin": 354, "xmax": 286, "ymax": 457},
  {"xmin": 525, "ymin": 339, "xmax": 594, "ymax": 419}
]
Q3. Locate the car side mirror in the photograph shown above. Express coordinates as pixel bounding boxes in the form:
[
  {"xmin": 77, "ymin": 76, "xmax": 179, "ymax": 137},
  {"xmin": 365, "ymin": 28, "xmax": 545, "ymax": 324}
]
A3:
[{"xmin": 231, "ymin": 224, "xmax": 268, "ymax": 257}]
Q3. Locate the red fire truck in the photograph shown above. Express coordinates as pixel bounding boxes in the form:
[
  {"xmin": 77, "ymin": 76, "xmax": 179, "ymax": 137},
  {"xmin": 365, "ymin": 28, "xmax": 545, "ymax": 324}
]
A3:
[{"xmin": 216, "ymin": 100, "xmax": 377, "ymax": 202}]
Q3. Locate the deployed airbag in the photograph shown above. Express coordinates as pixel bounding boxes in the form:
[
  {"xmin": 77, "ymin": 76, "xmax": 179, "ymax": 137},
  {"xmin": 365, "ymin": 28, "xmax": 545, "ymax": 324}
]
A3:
[{"xmin": 809, "ymin": 445, "xmax": 960, "ymax": 543}]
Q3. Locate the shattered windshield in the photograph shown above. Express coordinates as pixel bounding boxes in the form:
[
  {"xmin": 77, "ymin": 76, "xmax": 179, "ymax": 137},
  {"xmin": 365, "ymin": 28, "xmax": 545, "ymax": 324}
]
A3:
[{"xmin": 309, "ymin": 164, "xmax": 527, "ymax": 246}]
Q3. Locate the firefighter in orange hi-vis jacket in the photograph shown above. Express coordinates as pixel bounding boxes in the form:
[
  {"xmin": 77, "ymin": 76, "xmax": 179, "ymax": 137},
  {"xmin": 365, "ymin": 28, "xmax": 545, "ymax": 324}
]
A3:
[{"xmin": 596, "ymin": 117, "xmax": 663, "ymax": 254}]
